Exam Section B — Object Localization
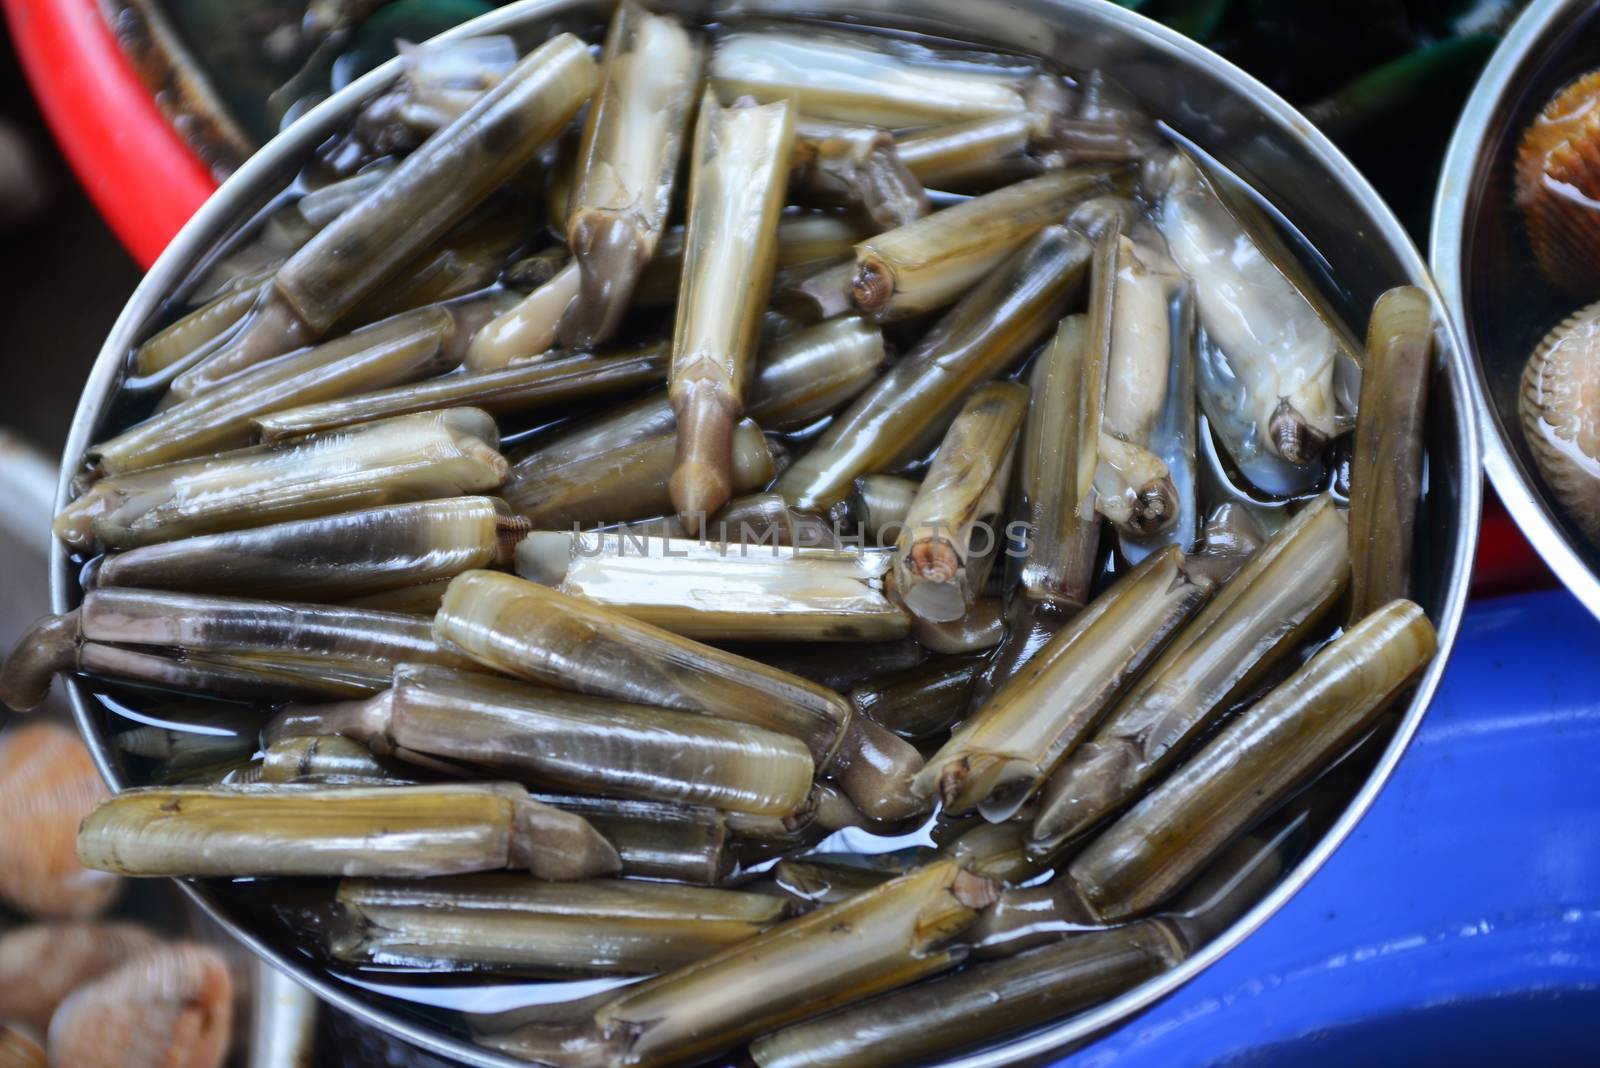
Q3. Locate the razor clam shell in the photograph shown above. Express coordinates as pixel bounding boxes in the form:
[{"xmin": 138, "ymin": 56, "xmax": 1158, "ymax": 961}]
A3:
[
  {"xmin": 77, "ymin": 782, "xmax": 619, "ymax": 881},
  {"xmin": 1067, "ymin": 600, "xmax": 1435, "ymax": 921},
  {"xmin": 670, "ymin": 91, "xmax": 794, "ymax": 524},
  {"xmin": 278, "ymin": 663, "xmax": 817, "ymax": 815},
  {"xmin": 1348, "ymin": 286, "xmax": 1432, "ymax": 617},
  {"xmin": 895, "ymin": 113, "xmax": 1039, "ymax": 193},
  {"xmin": 710, "ymin": 27, "xmax": 1032, "ymax": 127},
  {"xmin": 847, "ymin": 474, "xmax": 919, "ymax": 544},
  {"xmin": 530, "ymin": 794, "xmax": 732, "ymax": 885},
  {"xmin": 907, "ymin": 596, "xmax": 1008, "ymax": 655},
  {"xmin": 54, "ymin": 408, "xmax": 508, "ymax": 553},
  {"xmin": 941, "ymin": 820, "xmax": 1044, "ymax": 884},
  {"xmin": 848, "ymin": 655, "xmax": 982, "ymax": 741},
  {"xmin": 895, "ymin": 382, "xmax": 1028, "ymax": 623},
  {"xmin": 769, "ymin": 859, "xmax": 895, "ymax": 912},
  {"xmin": 789, "ymin": 117, "xmax": 929, "ymax": 229},
  {"xmin": 465, "ymin": 259, "xmax": 581, "ymax": 371},
  {"xmin": 1030, "ymin": 495, "xmax": 1350, "ymax": 851},
  {"xmin": 776, "ymin": 224, "xmax": 1092, "ymax": 512},
  {"xmin": 851, "ymin": 167, "xmax": 1119, "ymax": 321},
  {"xmin": 634, "ymin": 213, "xmax": 873, "ymax": 308},
  {"xmin": 90, "ymin": 497, "xmax": 512, "ymax": 600},
  {"xmin": 255, "ymin": 345, "xmax": 669, "ymax": 440},
  {"xmin": 826, "ymin": 712, "xmax": 929, "ymax": 823},
  {"xmin": 435, "ymin": 570, "xmax": 854, "ymax": 768},
  {"xmin": 562, "ymin": 1, "xmax": 703, "ymax": 348},
  {"xmin": 1120, "ymin": 276, "xmax": 1200, "ymax": 562},
  {"xmin": 77, "ymin": 643, "xmax": 397, "ymax": 703},
  {"xmin": 1185, "ymin": 501, "xmax": 1269, "ymax": 587},
  {"xmin": 95, "ymin": 307, "xmax": 459, "ymax": 475},
  {"xmin": 518, "ymin": 531, "xmax": 907, "ymax": 642},
  {"xmin": 257, "ymin": 735, "xmax": 403, "ymax": 784},
  {"xmin": 330, "ymin": 875, "xmax": 782, "ymax": 974},
  {"xmin": 339, "ymin": 578, "xmax": 456, "ymax": 615},
  {"xmin": 133, "ymin": 279, "xmax": 265, "ymax": 379},
  {"xmin": 489, "ymin": 860, "xmax": 993, "ymax": 1068},
  {"xmin": 914, "ymin": 547, "xmax": 1210, "ymax": 820},
  {"xmin": 724, "ymin": 639, "xmax": 925, "ymax": 694}
]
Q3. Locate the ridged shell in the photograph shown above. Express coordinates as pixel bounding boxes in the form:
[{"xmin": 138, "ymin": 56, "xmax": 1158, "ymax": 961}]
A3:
[
  {"xmin": 0, "ymin": 723, "xmax": 119, "ymax": 919},
  {"xmin": 0, "ymin": 1025, "xmax": 44, "ymax": 1068},
  {"xmin": 1515, "ymin": 69, "xmax": 1600, "ymax": 296},
  {"xmin": 1521, "ymin": 301, "xmax": 1600, "ymax": 547},
  {"xmin": 0, "ymin": 922, "xmax": 160, "ymax": 1033},
  {"xmin": 47, "ymin": 944, "xmax": 233, "ymax": 1068}
]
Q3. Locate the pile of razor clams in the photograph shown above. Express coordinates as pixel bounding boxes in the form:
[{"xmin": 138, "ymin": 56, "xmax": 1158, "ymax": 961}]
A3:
[{"xmin": 0, "ymin": 6, "xmax": 1441, "ymax": 1066}]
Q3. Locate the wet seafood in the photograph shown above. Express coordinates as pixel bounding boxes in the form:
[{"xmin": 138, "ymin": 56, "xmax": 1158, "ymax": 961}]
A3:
[
  {"xmin": 330, "ymin": 876, "xmax": 783, "ymax": 974},
  {"xmin": 1349, "ymin": 286, "xmax": 1433, "ymax": 615},
  {"xmin": 850, "ymin": 167, "xmax": 1118, "ymax": 321},
  {"xmin": 1186, "ymin": 502, "xmax": 1269, "ymax": 587},
  {"xmin": 516, "ymin": 532, "xmax": 907, "ymax": 641},
  {"xmin": 0, "ymin": 1025, "xmax": 42, "ymax": 1068},
  {"xmin": 77, "ymin": 782, "xmax": 619, "ymax": 881},
  {"xmin": 1515, "ymin": 69, "xmax": 1600, "ymax": 296},
  {"xmin": 46, "ymin": 943, "xmax": 233, "ymax": 1068},
  {"xmin": 464, "ymin": 260, "xmax": 581, "ymax": 370},
  {"xmin": 1030, "ymin": 495, "xmax": 1349, "ymax": 851},
  {"xmin": 669, "ymin": 92, "xmax": 794, "ymax": 525},
  {"xmin": 168, "ymin": 35, "xmax": 598, "ymax": 399},
  {"xmin": 907, "ymin": 597, "xmax": 1009, "ymax": 655},
  {"xmin": 776, "ymin": 224, "xmax": 1092, "ymax": 511},
  {"xmin": 768, "ymin": 858, "xmax": 896, "ymax": 912},
  {"xmin": 530, "ymin": 794, "xmax": 732, "ymax": 885},
  {"xmin": 266, "ymin": 662, "xmax": 815, "ymax": 815},
  {"xmin": 257, "ymin": 734, "xmax": 400, "ymax": 784},
  {"xmin": 1067, "ymin": 599, "xmax": 1435, "ymax": 920},
  {"xmin": 0, "ymin": 723, "xmax": 119, "ymax": 918},
  {"xmin": 256, "ymin": 344, "xmax": 669, "ymax": 440},
  {"xmin": 0, "ymin": 922, "xmax": 160, "ymax": 1033},
  {"xmin": 847, "ymin": 474, "xmax": 919, "ymax": 544},
  {"xmin": 894, "ymin": 382, "xmax": 1028, "ymax": 623},
  {"xmin": 915, "ymin": 548, "xmax": 1210, "ymax": 819},
  {"xmin": 790, "ymin": 117, "xmax": 929, "ymax": 228},
  {"xmin": 848, "ymin": 656, "xmax": 983, "ymax": 742},
  {"xmin": 562, "ymin": 2, "xmax": 702, "ymax": 348},
  {"xmin": 1521, "ymin": 301, "xmax": 1600, "ymax": 548},
  {"xmin": 55, "ymin": 408, "xmax": 507, "ymax": 554},
  {"xmin": 479, "ymin": 860, "xmax": 996, "ymax": 1067},
  {"xmin": 0, "ymin": 588, "xmax": 470, "ymax": 710},
  {"xmin": 89, "ymin": 496, "xmax": 524, "ymax": 601}
]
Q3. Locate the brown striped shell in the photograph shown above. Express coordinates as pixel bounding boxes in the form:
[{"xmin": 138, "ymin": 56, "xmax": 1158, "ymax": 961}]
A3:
[
  {"xmin": 1515, "ymin": 70, "xmax": 1600, "ymax": 296},
  {"xmin": 46, "ymin": 943, "xmax": 234, "ymax": 1068},
  {"xmin": 1522, "ymin": 301, "xmax": 1600, "ymax": 548},
  {"xmin": 0, "ymin": 922, "xmax": 161, "ymax": 1034},
  {"xmin": 0, "ymin": 723, "xmax": 119, "ymax": 919},
  {"xmin": 0, "ymin": 1025, "xmax": 44, "ymax": 1068}
]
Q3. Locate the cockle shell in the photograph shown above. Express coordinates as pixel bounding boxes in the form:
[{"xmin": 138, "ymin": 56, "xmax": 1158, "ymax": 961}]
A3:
[
  {"xmin": 1515, "ymin": 69, "xmax": 1600, "ymax": 296},
  {"xmin": 0, "ymin": 1025, "xmax": 44, "ymax": 1068},
  {"xmin": 47, "ymin": 944, "xmax": 234, "ymax": 1068},
  {"xmin": 0, "ymin": 922, "xmax": 160, "ymax": 1034},
  {"xmin": 1521, "ymin": 301, "xmax": 1600, "ymax": 547},
  {"xmin": 0, "ymin": 723, "xmax": 119, "ymax": 919}
]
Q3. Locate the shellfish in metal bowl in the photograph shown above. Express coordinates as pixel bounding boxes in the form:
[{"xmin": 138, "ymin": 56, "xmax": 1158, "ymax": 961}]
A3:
[{"xmin": 13, "ymin": 1, "xmax": 1476, "ymax": 1065}]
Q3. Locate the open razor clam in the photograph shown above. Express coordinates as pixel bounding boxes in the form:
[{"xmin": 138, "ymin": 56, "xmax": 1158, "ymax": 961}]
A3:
[{"xmin": 13, "ymin": 6, "xmax": 1459, "ymax": 1066}]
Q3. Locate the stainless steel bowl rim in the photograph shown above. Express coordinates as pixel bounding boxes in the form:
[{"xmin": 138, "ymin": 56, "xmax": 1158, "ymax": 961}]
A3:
[
  {"xmin": 1431, "ymin": 0, "xmax": 1600, "ymax": 619},
  {"xmin": 56, "ymin": 1, "xmax": 1481, "ymax": 1064}
]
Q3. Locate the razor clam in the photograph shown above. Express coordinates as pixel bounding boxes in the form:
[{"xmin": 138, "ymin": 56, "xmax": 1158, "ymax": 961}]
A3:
[
  {"xmin": 77, "ymin": 782, "xmax": 620, "ymax": 881},
  {"xmin": 848, "ymin": 655, "xmax": 983, "ymax": 741},
  {"xmin": 826, "ymin": 712, "xmax": 930, "ymax": 823},
  {"xmin": 896, "ymin": 114, "xmax": 1041, "ymax": 192},
  {"xmin": 751, "ymin": 827, "xmax": 1280, "ymax": 1068},
  {"xmin": 133, "ymin": 276, "xmax": 271, "ymax": 380},
  {"xmin": 167, "ymin": 36, "xmax": 599, "ymax": 400},
  {"xmin": 1067, "ymin": 599, "xmax": 1435, "ymax": 921},
  {"xmin": 93, "ymin": 307, "xmax": 460, "ymax": 475},
  {"xmin": 0, "ymin": 588, "xmax": 468, "ymax": 711},
  {"xmin": 330, "ymin": 875, "xmax": 783, "ymax": 974},
  {"xmin": 561, "ymin": 1, "xmax": 702, "ymax": 348},
  {"xmin": 790, "ymin": 117, "xmax": 929, "ymax": 229},
  {"xmin": 517, "ymin": 531, "xmax": 908, "ymax": 642},
  {"xmin": 115, "ymin": 719, "xmax": 258, "ymax": 780},
  {"xmin": 434, "ymin": 570, "xmax": 854, "ymax": 768},
  {"xmin": 1095, "ymin": 230, "xmax": 1184, "ymax": 537},
  {"xmin": 850, "ymin": 167, "xmax": 1118, "ymax": 321},
  {"xmin": 847, "ymin": 474, "xmax": 919, "ymax": 544},
  {"xmin": 502, "ymin": 418, "xmax": 776, "ymax": 531},
  {"xmin": 908, "ymin": 596, "xmax": 1008, "ymax": 655},
  {"xmin": 1152, "ymin": 152, "xmax": 1350, "ymax": 477},
  {"xmin": 914, "ymin": 546, "xmax": 1211, "ymax": 820},
  {"xmin": 478, "ymin": 859, "xmax": 996, "ymax": 1068},
  {"xmin": 255, "ymin": 345, "xmax": 669, "ymax": 440},
  {"xmin": 464, "ymin": 259, "xmax": 581, "ymax": 371},
  {"xmin": 1120, "ymin": 272, "xmax": 1201, "ymax": 562},
  {"xmin": 670, "ymin": 91, "xmax": 794, "ymax": 526},
  {"xmin": 54, "ymin": 408, "xmax": 507, "ymax": 554},
  {"xmin": 941, "ymin": 820, "xmax": 1042, "ymax": 884},
  {"xmin": 267, "ymin": 663, "xmax": 815, "ymax": 816},
  {"xmin": 1185, "ymin": 501, "xmax": 1269, "ymax": 587},
  {"xmin": 531, "ymin": 794, "xmax": 732, "ymax": 885},
  {"xmin": 1348, "ymin": 286, "xmax": 1432, "ymax": 618},
  {"xmin": 702, "ymin": 493, "xmax": 839, "ymax": 548},
  {"xmin": 709, "ymin": 27, "xmax": 1032, "ymax": 128},
  {"xmin": 340, "ymin": 578, "xmax": 456, "ymax": 615},
  {"xmin": 90, "ymin": 497, "xmax": 523, "ymax": 600},
  {"xmin": 769, "ymin": 858, "xmax": 896, "ymax": 912},
  {"xmin": 776, "ymin": 224, "xmax": 1093, "ymax": 511},
  {"xmin": 634, "ymin": 214, "xmax": 873, "ymax": 309},
  {"xmin": 728, "ymin": 639, "xmax": 925, "ymax": 694},
  {"xmin": 974, "ymin": 316, "xmax": 1100, "ymax": 710},
  {"xmin": 257, "ymin": 734, "xmax": 402, "ymax": 784},
  {"xmin": 1030, "ymin": 495, "xmax": 1350, "ymax": 851},
  {"xmin": 894, "ymin": 382, "xmax": 1028, "ymax": 623}
]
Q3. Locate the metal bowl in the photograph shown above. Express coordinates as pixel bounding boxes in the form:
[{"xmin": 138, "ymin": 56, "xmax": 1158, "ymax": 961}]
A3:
[
  {"xmin": 56, "ymin": 1, "xmax": 1480, "ymax": 1063},
  {"xmin": 1433, "ymin": 0, "xmax": 1600, "ymax": 620}
]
